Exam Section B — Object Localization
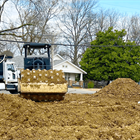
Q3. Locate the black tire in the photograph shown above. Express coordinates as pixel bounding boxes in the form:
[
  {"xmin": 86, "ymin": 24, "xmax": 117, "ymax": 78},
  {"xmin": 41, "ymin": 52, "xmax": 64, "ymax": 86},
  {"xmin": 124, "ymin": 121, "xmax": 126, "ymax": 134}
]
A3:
[{"xmin": 9, "ymin": 90, "xmax": 18, "ymax": 94}]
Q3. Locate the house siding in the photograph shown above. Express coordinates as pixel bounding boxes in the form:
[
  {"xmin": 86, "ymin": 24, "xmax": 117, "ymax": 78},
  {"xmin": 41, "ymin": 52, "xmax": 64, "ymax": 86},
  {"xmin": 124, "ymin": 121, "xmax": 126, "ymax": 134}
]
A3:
[{"xmin": 54, "ymin": 62, "xmax": 82, "ymax": 73}]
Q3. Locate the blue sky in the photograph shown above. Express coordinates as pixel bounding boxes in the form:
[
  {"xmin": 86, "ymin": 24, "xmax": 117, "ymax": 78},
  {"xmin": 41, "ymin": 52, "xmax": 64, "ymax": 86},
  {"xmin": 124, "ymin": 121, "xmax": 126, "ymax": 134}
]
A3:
[{"xmin": 99, "ymin": 0, "xmax": 140, "ymax": 16}]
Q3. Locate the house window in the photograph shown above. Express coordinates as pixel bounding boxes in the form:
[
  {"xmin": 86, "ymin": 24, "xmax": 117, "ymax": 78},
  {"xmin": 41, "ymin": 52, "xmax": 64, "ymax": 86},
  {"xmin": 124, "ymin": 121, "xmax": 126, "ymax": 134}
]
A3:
[{"xmin": 62, "ymin": 65, "xmax": 68, "ymax": 68}]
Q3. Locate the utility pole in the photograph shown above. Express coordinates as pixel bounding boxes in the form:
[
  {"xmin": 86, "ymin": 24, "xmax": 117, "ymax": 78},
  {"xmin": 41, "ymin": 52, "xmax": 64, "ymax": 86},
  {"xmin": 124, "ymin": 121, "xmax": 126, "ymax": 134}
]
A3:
[{"xmin": 51, "ymin": 36, "xmax": 55, "ymax": 70}]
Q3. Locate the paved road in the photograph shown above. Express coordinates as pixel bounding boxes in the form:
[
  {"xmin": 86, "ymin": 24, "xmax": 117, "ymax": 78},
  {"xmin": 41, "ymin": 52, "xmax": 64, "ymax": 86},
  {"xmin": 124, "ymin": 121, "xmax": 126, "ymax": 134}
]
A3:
[
  {"xmin": 0, "ymin": 90, "xmax": 11, "ymax": 94},
  {"xmin": 0, "ymin": 88, "xmax": 100, "ymax": 94},
  {"xmin": 67, "ymin": 88, "xmax": 98, "ymax": 94}
]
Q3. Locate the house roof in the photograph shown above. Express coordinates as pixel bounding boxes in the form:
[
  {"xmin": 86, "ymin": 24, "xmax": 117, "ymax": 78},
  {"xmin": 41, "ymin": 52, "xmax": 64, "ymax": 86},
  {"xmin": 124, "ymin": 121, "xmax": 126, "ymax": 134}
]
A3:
[
  {"xmin": 54, "ymin": 54, "xmax": 64, "ymax": 60},
  {"xmin": 54, "ymin": 60, "xmax": 65, "ymax": 65},
  {"xmin": 54, "ymin": 60, "xmax": 87, "ymax": 74}
]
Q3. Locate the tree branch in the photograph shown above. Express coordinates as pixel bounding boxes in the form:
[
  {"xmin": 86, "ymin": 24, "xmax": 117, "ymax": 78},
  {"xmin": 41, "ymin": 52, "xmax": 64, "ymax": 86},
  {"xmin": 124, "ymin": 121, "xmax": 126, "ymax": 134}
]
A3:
[{"xmin": 0, "ymin": 23, "xmax": 32, "ymax": 33}]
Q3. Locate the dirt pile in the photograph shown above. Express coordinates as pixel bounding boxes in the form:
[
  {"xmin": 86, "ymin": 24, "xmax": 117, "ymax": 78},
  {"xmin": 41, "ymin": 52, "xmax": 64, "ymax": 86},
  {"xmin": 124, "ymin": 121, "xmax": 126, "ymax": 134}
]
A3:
[
  {"xmin": 0, "ymin": 94, "xmax": 52, "ymax": 139},
  {"xmin": 93, "ymin": 78, "xmax": 140, "ymax": 101},
  {"xmin": 0, "ymin": 78, "xmax": 140, "ymax": 139}
]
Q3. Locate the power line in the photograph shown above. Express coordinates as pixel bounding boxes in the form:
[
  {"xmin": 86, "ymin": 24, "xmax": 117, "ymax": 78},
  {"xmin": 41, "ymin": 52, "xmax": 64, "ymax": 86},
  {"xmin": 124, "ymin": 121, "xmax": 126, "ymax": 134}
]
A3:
[
  {"xmin": 0, "ymin": 39, "xmax": 89, "ymax": 46},
  {"xmin": 0, "ymin": 39, "xmax": 139, "ymax": 47}
]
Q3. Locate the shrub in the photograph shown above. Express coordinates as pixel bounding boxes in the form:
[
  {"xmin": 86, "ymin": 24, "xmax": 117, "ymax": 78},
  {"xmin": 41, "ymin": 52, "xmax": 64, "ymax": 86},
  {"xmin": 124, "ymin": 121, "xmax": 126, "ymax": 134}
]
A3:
[{"xmin": 87, "ymin": 81, "xmax": 94, "ymax": 88}]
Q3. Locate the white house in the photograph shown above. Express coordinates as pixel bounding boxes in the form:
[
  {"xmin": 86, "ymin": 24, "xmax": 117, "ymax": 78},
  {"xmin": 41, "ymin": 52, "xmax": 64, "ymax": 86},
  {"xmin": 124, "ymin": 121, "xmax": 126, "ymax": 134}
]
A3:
[
  {"xmin": 11, "ymin": 54, "xmax": 87, "ymax": 87},
  {"xmin": 53, "ymin": 54, "xmax": 87, "ymax": 87}
]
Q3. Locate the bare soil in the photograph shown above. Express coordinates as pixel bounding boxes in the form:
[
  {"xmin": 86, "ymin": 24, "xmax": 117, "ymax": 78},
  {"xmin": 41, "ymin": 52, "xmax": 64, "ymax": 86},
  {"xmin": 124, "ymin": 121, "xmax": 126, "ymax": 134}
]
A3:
[{"xmin": 0, "ymin": 78, "xmax": 140, "ymax": 140}]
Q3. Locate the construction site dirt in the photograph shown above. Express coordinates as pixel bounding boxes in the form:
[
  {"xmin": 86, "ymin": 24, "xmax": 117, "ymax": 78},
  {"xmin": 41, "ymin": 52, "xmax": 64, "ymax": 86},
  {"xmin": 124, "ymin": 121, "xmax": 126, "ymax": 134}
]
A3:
[{"xmin": 0, "ymin": 78, "xmax": 140, "ymax": 140}]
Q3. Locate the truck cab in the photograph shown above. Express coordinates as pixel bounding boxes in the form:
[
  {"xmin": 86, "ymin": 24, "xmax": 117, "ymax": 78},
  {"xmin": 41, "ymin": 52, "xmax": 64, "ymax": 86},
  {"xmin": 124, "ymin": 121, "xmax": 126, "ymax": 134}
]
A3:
[
  {"xmin": 0, "ymin": 55, "xmax": 18, "ymax": 93},
  {"xmin": 3, "ymin": 61, "xmax": 18, "ymax": 83}
]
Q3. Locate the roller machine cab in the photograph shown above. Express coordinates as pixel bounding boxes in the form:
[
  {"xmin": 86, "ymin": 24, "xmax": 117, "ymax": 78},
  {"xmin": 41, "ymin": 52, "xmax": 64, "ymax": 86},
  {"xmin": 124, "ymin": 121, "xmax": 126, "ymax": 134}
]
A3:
[
  {"xmin": 19, "ymin": 43, "xmax": 68, "ymax": 101},
  {"xmin": 24, "ymin": 43, "xmax": 51, "ymax": 70}
]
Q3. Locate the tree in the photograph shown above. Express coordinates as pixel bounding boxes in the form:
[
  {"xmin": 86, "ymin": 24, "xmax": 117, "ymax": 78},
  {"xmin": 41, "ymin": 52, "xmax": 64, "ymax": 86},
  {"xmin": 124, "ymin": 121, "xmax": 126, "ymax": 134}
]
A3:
[
  {"xmin": 129, "ymin": 15, "xmax": 140, "ymax": 45},
  {"xmin": 9, "ymin": 0, "xmax": 62, "ymax": 55},
  {"xmin": 80, "ymin": 27, "xmax": 140, "ymax": 83},
  {"xmin": 0, "ymin": 0, "xmax": 32, "ymax": 34},
  {"xmin": 93, "ymin": 9, "xmax": 120, "ymax": 34},
  {"xmin": 91, "ymin": 27, "xmax": 135, "ymax": 46},
  {"xmin": 0, "ymin": 0, "xmax": 8, "ymax": 22},
  {"xmin": 82, "ymin": 8, "xmax": 120, "ymax": 52},
  {"xmin": 0, "ymin": 0, "xmax": 62, "ymax": 55},
  {"xmin": 119, "ymin": 14, "xmax": 140, "ymax": 45},
  {"xmin": 0, "ymin": 0, "xmax": 32, "ymax": 53},
  {"xmin": 58, "ymin": 0, "xmax": 98, "ymax": 66}
]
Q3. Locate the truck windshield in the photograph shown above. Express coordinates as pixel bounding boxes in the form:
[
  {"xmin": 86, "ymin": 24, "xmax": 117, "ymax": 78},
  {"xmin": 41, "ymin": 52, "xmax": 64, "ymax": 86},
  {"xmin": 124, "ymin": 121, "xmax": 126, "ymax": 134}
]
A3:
[{"xmin": 7, "ymin": 64, "xmax": 15, "ymax": 72}]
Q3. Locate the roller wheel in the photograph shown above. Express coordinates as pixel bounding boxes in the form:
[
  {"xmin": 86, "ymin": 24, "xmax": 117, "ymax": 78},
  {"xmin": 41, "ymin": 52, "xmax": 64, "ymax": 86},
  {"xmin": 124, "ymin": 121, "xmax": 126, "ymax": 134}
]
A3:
[{"xmin": 20, "ymin": 93, "xmax": 66, "ymax": 102}]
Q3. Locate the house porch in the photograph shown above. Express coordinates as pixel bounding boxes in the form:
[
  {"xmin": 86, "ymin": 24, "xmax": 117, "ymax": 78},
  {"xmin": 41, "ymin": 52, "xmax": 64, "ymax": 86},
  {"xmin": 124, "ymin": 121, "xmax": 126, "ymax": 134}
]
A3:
[{"xmin": 64, "ymin": 73, "xmax": 84, "ymax": 88}]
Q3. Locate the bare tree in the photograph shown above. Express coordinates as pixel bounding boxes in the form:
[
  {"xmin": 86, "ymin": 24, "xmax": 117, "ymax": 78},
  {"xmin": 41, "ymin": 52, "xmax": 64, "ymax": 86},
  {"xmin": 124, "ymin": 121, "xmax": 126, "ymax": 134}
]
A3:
[
  {"xmin": 0, "ymin": 0, "xmax": 8, "ymax": 22},
  {"xmin": 129, "ymin": 15, "xmax": 140, "ymax": 45},
  {"xmin": 119, "ymin": 14, "xmax": 131, "ymax": 41},
  {"xmin": 0, "ymin": 0, "xmax": 32, "ymax": 34},
  {"xmin": 58, "ymin": 0, "xmax": 98, "ymax": 66},
  {"xmin": 120, "ymin": 14, "xmax": 140, "ymax": 45},
  {"xmin": 94, "ymin": 9, "xmax": 120, "ymax": 33},
  {"xmin": 8, "ymin": 0, "xmax": 63, "ymax": 55},
  {"xmin": 0, "ymin": 0, "xmax": 33, "ymax": 53}
]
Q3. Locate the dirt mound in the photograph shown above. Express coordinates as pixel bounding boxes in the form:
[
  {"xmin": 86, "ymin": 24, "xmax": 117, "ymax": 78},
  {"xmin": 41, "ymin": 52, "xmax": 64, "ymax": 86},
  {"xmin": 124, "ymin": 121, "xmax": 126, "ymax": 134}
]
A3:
[
  {"xmin": 93, "ymin": 78, "xmax": 140, "ymax": 101},
  {"xmin": 0, "ymin": 94, "xmax": 51, "ymax": 139},
  {"xmin": 0, "ymin": 78, "xmax": 140, "ymax": 139}
]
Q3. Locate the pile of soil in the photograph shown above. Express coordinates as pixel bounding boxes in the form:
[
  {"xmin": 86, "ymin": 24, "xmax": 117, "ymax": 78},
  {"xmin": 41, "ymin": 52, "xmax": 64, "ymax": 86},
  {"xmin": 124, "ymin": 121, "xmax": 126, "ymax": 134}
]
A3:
[
  {"xmin": 0, "ymin": 78, "xmax": 140, "ymax": 139},
  {"xmin": 93, "ymin": 78, "xmax": 140, "ymax": 101}
]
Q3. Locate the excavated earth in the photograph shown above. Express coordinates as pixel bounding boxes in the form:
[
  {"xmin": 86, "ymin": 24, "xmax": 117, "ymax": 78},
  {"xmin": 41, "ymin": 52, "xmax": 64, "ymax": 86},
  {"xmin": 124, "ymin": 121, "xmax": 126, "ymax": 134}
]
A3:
[{"xmin": 0, "ymin": 78, "xmax": 140, "ymax": 140}]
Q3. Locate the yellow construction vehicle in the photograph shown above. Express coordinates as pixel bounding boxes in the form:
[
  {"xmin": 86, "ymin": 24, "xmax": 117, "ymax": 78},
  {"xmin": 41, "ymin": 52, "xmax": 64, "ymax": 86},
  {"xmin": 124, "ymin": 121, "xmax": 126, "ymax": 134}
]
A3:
[{"xmin": 18, "ymin": 43, "xmax": 68, "ymax": 101}]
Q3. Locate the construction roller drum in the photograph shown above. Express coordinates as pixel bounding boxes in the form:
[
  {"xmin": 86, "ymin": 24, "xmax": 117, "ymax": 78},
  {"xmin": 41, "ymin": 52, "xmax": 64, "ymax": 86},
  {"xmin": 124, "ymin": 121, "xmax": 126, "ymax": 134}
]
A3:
[{"xmin": 19, "ymin": 69, "xmax": 68, "ymax": 101}]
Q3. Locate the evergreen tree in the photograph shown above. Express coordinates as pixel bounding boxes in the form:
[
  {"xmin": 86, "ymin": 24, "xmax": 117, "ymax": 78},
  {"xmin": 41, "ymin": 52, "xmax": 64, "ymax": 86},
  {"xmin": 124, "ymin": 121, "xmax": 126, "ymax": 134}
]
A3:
[{"xmin": 80, "ymin": 27, "xmax": 140, "ymax": 82}]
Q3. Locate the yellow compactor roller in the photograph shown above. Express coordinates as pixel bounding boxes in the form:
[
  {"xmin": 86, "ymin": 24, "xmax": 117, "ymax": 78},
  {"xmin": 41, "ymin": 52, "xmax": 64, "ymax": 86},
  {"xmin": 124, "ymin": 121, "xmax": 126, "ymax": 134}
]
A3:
[{"xmin": 18, "ymin": 43, "xmax": 68, "ymax": 101}]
